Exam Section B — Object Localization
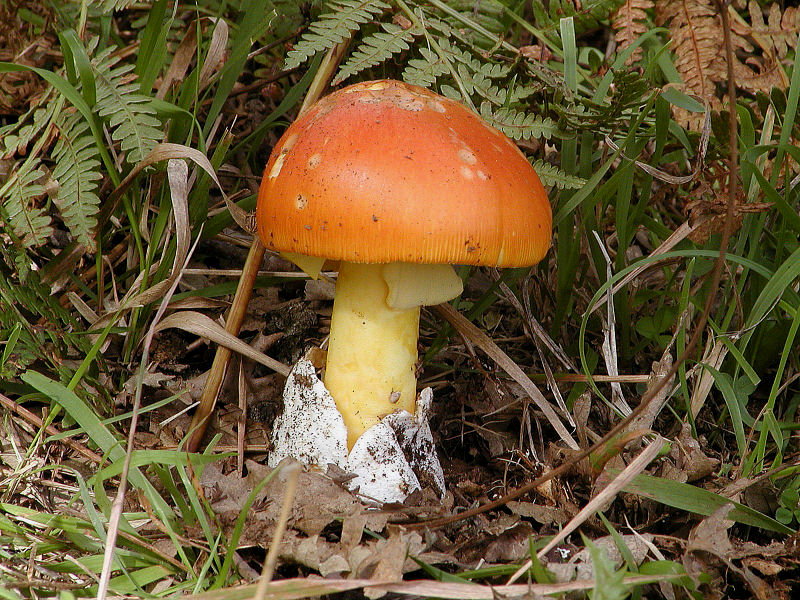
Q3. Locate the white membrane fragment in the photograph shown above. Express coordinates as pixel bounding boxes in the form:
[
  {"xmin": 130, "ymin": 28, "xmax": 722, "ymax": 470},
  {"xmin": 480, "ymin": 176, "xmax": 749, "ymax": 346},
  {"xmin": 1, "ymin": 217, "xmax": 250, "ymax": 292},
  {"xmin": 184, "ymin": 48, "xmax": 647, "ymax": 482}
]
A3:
[
  {"xmin": 268, "ymin": 359, "xmax": 349, "ymax": 470},
  {"xmin": 268, "ymin": 359, "xmax": 445, "ymax": 504}
]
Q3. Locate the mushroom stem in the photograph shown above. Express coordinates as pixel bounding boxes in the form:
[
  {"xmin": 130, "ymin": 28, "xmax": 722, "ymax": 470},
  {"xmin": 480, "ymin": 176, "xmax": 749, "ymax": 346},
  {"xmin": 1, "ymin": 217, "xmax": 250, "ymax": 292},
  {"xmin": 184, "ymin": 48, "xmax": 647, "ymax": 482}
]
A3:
[{"xmin": 324, "ymin": 262, "xmax": 419, "ymax": 449}]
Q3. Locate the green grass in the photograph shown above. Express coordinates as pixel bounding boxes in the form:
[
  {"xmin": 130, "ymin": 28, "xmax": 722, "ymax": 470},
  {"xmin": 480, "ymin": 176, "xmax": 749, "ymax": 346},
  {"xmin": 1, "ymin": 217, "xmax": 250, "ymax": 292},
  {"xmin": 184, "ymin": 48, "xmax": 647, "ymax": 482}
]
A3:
[{"xmin": 0, "ymin": 1, "xmax": 798, "ymax": 598}]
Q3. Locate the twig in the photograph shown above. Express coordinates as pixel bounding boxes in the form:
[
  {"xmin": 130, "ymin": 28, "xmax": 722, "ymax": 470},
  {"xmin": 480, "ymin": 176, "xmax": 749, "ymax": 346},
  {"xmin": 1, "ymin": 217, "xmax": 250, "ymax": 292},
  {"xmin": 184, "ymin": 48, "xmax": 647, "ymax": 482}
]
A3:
[
  {"xmin": 186, "ymin": 40, "xmax": 352, "ymax": 452},
  {"xmin": 0, "ymin": 392, "xmax": 103, "ymax": 464}
]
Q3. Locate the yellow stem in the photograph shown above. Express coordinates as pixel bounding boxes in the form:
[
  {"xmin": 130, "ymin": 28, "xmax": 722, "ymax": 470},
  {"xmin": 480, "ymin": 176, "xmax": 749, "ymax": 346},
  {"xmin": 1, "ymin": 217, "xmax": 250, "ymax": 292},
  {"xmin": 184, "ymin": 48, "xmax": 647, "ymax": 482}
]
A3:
[{"xmin": 324, "ymin": 262, "xmax": 419, "ymax": 448}]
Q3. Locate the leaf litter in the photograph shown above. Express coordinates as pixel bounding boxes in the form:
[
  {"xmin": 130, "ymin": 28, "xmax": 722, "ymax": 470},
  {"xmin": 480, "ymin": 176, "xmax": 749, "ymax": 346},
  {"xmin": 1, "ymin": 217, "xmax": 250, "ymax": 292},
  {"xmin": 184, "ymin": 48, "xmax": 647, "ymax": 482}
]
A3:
[{"xmin": 2, "ymin": 3, "xmax": 799, "ymax": 598}]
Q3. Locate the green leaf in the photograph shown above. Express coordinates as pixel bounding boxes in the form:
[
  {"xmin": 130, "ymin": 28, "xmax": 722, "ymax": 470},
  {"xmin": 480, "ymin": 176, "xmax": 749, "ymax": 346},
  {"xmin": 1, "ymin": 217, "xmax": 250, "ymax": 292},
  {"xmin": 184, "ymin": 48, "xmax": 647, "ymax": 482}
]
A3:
[
  {"xmin": 623, "ymin": 474, "xmax": 794, "ymax": 534},
  {"xmin": 334, "ymin": 22, "xmax": 418, "ymax": 85},
  {"xmin": 51, "ymin": 112, "xmax": 102, "ymax": 248},
  {"xmin": 584, "ymin": 535, "xmax": 629, "ymax": 600},
  {"xmin": 58, "ymin": 29, "xmax": 97, "ymax": 107},
  {"xmin": 285, "ymin": 0, "xmax": 392, "ymax": 70},
  {"xmin": 21, "ymin": 371, "xmax": 176, "ymax": 521},
  {"xmin": 532, "ymin": 159, "xmax": 586, "ymax": 190},
  {"xmin": 660, "ymin": 87, "xmax": 705, "ymax": 113}
]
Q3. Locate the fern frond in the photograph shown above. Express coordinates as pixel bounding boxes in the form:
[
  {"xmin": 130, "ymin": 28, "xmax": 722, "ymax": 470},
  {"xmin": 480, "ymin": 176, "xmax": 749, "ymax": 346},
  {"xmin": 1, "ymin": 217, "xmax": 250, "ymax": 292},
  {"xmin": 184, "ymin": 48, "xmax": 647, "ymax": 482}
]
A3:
[
  {"xmin": 503, "ymin": 85, "xmax": 540, "ymax": 104},
  {"xmin": 93, "ymin": 47, "xmax": 161, "ymax": 164},
  {"xmin": 0, "ymin": 244, "xmax": 89, "ymax": 379},
  {"xmin": 448, "ymin": 44, "xmax": 510, "ymax": 80},
  {"xmin": 285, "ymin": 0, "xmax": 391, "ymax": 70},
  {"xmin": 611, "ymin": 0, "xmax": 653, "ymax": 64},
  {"xmin": 479, "ymin": 102, "xmax": 558, "ymax": 141},
  {"xmin": 51, "ymin": 112, "xmax": 102, "ymax": 248},
  {"xmin": 334, "ymin": 22, "xmax": 419, "ymax": 85},
  {"xmin": 0, "ymin": 96, "xmax": 58, "ymax": 158},
  {"xmin": 531, "ymin": 160, "xmax": 586, "ymax": 190},
  {"xmin": 1, "ymin": 162, "xmax": 52, "ymax": 248},
  {"xmin": 402, "ymin": 47, "xmax": 449, "ymax": 88},
  {"xmin": 531, "ymin": 0, "xmax": 626, "ymax": 33},
  {"xmin": 457, "ymin": 64, "xmax": 504, "ymax": 105}
]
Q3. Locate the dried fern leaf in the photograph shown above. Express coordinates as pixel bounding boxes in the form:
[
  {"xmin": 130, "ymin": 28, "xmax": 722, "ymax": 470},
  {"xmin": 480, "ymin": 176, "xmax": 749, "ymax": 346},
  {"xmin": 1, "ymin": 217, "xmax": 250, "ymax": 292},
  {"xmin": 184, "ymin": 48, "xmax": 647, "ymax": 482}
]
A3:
[
  {"xmin": 728, "ymin": 54, "xmax": 786, "ymax": 94},
  {"xmin": 1, "ymin": 162, "xmax": 52, "ymax": 248},
  {"xmin": 333, "ymin": 22, "xmax": 419, "ymax": 85},
  {"xmin": 612, "ymin": 0, "xmax": 654, "ymax": 63},
  {"xmin": 657, "ymin": 0, "xmax": 723, "ymax": 129},
  {"xmin": 51, "ymin": 112, "xmax": 102, "ymax": 249},
  {"xmin": 285, "ymin": 0, "xmax": 391, "ymax": 70},
  {"xmin": 532, "ymin": 160, "xmax": 586, "ymax": 190},
  {"xmin": 93, "ymin": 47, "xmax": 162, "ymax": 164},
  {"xmin": 734, "ymin": 1, "xmax": 800, "ymax": 59}
]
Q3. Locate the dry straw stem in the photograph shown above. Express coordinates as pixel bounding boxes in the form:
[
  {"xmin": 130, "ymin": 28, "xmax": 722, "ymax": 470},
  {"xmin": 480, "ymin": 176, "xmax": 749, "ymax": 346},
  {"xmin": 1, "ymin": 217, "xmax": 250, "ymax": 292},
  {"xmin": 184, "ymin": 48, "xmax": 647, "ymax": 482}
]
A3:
[
  {"xmin": 0, "ymin": 391, "xmax": 102, "ymax": 463},
  {"xmin": 257, "ymin": 462, "xmax": 301, "ymax": 589},
  {"xmin": 186, "ymin": 40, "xmax": 351, "ymax": 452},
  {"xmin": 505, "ymin": 436, "xmax": 667, "ymax": 584},
  {"xmin": 435, "ymin": 303, "xmax": 579, "ymax": 450},
  {"xmin": 407, "ymin": 0, "xmax": 742, "ymax": 531},
  {"xmin": 185, "ymin": 573, "xmax": 688, "ymax": 600}
]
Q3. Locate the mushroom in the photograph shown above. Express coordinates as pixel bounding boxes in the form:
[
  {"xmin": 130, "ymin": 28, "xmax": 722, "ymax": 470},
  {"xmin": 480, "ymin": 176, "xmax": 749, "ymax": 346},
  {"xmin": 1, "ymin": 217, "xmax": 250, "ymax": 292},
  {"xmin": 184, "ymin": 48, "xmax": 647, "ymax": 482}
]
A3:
[{"xmin": 257, "ymin": 80, "xmax": 551, "ymax": 501}]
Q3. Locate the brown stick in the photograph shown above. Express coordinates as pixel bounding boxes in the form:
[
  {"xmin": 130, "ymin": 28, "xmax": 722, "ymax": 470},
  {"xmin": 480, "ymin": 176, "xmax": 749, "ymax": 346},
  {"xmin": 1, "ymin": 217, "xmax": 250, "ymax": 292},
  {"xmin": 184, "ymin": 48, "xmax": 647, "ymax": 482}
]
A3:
[
  {"xmin": 185, "ymin": 239, "xmax": 265, "ymax": 451},
  {"xmin": 185, "ymin": 41, "xmax": 351, "ymax": 452},
  {"xmin": 0, "ymin": 392, "xmax": 103, "ymax": 464}
]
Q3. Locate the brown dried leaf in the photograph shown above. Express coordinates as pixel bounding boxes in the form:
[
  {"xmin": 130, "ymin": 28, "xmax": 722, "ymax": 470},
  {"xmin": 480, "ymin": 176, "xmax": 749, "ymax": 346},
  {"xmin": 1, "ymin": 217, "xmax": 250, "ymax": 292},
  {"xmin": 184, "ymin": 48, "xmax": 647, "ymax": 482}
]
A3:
[
  {"xmin": 657, "ymin": 0, "xmax": 723, "ymax": 129},
  {"xmin": 688, "ymin": 503, "xmax": 734, "ymax": 559},
  {"xmin": 611, "ymin": 0, "xmax": 654, "ymax": 64},
  {"xmin": 743, "ymin": 557, "xmax": 784, "ymax": 577},
  {"xmin": 544, "ymin": 534, "xmax": 654, "ymax": 582},
  {"xmin": 672, "ymin": 423, "xmax": 719, "ymax": 482},
  {"xmin": 507, "ymin": 500, "xmax": 572, "ymax": 526},
  {"xmin": 198, "ymin": 18, "xmax": 229, "ymax": 91},
  {"xmin": 732, "ymin": 1, "xmax": 800, "ymax": 63},
  {"xmin": 484, "ymin": 522, "xmax": 535, "ymax": 563}
]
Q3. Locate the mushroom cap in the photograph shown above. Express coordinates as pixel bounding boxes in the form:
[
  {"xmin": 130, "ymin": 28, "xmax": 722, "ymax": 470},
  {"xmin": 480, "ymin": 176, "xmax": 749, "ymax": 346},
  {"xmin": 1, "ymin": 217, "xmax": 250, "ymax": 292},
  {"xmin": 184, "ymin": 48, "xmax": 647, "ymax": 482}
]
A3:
[{"xmin": 257, "ymin": 80, "xmax": 551, "ymax": 267}]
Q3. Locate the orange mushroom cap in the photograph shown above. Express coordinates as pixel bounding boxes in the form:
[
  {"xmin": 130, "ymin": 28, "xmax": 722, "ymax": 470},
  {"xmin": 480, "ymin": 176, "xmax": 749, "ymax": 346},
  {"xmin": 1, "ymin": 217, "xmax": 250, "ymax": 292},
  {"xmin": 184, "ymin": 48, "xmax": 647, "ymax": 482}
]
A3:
[{"xmin": 257, "ymin": 80, "xmax": 551, "ymax": 267}]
